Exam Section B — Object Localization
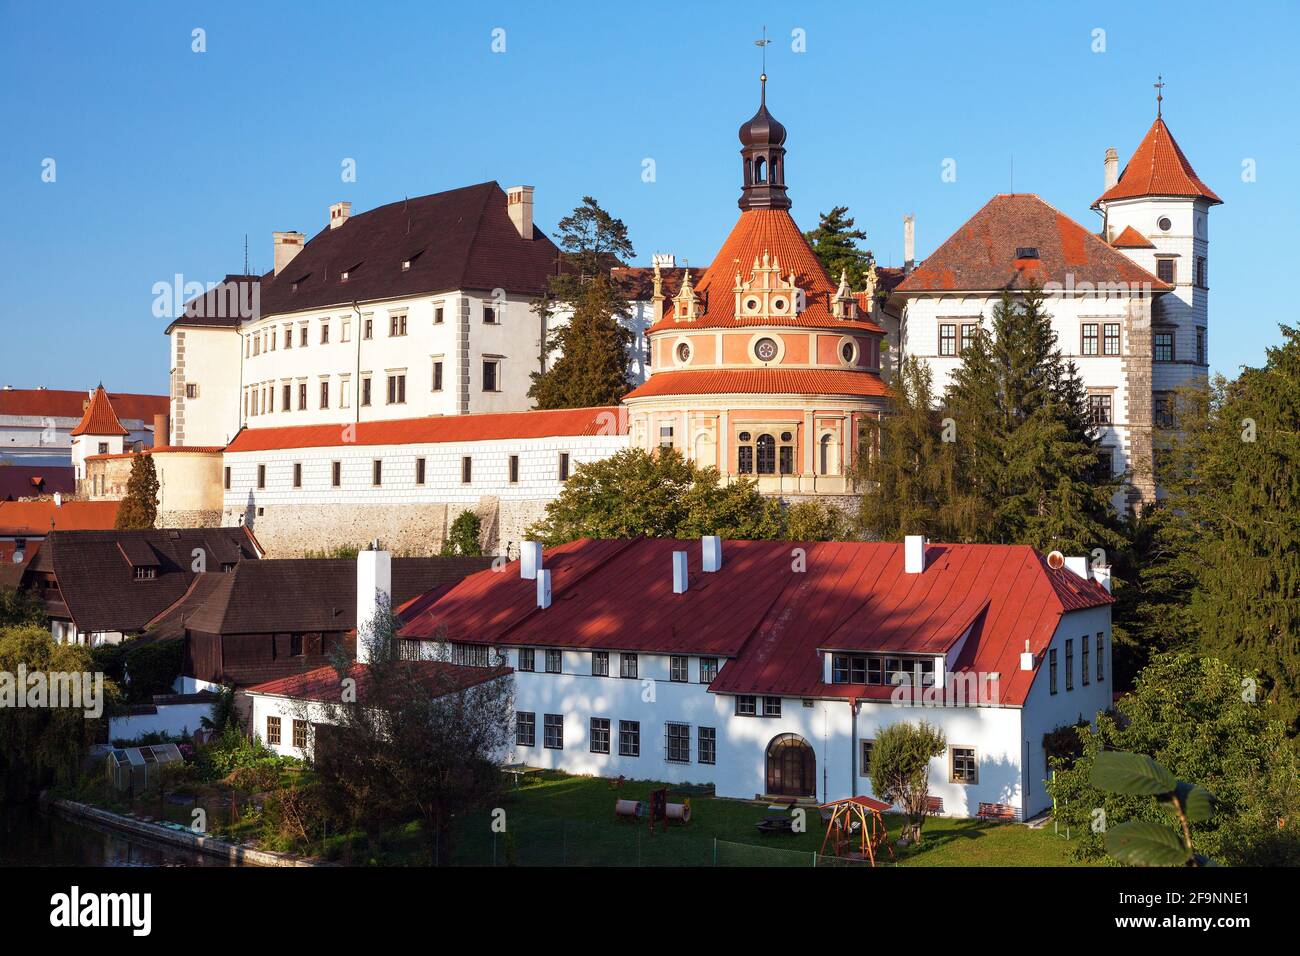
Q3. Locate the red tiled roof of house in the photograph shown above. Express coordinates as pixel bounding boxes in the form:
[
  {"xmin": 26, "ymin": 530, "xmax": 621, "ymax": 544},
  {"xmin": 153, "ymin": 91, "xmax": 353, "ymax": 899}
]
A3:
[
  {"xmin": 0, "ymin": 465, "xmax": 74, "ymax": 500},
  {"xmin": 894, "ymin": 194, "xmax": 1173, "ymax": 294},
  {"xmin": 246, "ymin": 660, "xmax": 511, "ymax": 703},
  {"xmin": 624, "ymin": 368, "xmax": 888, "ymax": 401},
  {"xmin": 649, "ymin": 209, "xmax": 884, "ymax": 334},
  {"xmin": 1110, "ymin": 225, "xmax": 1155, "ymax": 248},
  {"xmin": 0, "ymin": 500, "xmax": 121, "ymax": 535},
  {"xmin": 398, "ymin": 538, "xmax": 1112, "ymax": 707},
  {"xmin": 86, "ymin": 445, "xmax": 225, "ymax": 461},
  {"xmin": 224, "ymin": 406, "xmax": 623, "ymax": 453},
  {"xmin": 70, "ymin": 386, "xmax": 130, "ymax": 437},
  {"xmin": 0, "ymin": 388, "xmax": 166, "ymax": 424},
  {"xmin": 1093, "ymin": 118, "xmax": 1221, "ymax": 207}
]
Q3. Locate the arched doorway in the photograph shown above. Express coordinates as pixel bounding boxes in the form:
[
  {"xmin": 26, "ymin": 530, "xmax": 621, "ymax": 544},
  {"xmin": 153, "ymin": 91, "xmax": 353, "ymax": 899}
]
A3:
[{"xmin": 766, "ymin": 733, "xmax": 816, "ymax": 798}]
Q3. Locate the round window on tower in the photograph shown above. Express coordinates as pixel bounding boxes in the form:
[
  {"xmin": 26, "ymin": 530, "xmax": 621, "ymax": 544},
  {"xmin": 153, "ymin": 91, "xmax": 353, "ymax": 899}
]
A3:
[
  {"xmin": 772, "ymin": 296, "xmax": 787, "ymax": 313},
  {"xmin": 676, "ymin": 342, "xmax": 691, "ymax": 363},
  {"xmin": 780, "ymin": 432, "xmax": 793, "ymax": 443},
  {"xmin": 744, "ymin": 296, "xmax": 760, "ymax": 313},
  {"xmin": 754, "ymin": 337, "xmax": 779, "ymax": 362},
  {"xmin": 1157, "ymin": 216, "xmax": 1173, "ymax": 232},
  {"xmin": 738, "ymin": 431, "xmax": 752, "ymax": 442},
  {"xmin": 841, "ymin": 341, "xmax": 856, "ymax": 363}
]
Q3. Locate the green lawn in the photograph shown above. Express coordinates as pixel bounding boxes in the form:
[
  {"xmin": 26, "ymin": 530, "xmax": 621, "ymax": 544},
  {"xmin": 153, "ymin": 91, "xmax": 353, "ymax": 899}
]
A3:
[{"xmin": 428, "ymin": 771, "xmax": 1092, "ymax": 867}]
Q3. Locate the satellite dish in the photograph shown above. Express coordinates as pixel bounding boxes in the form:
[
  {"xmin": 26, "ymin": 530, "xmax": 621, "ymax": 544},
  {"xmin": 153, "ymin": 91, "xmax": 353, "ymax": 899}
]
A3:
[
  {"xmin": 1046, "ymin": 550, "xmax": 1065, "ymax": 570},
  {"xmin": 12, "ymin": 551, "xmax": 23, "ymax": 563}
]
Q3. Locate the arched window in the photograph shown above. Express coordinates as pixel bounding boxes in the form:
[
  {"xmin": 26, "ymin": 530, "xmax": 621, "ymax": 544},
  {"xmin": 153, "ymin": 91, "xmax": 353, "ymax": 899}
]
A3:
[
  {"xmin": 755, "ymin": 156, "xmax": 767, "ymax": 183},
  {"xmin": 820, "ymin": 434, "xmax": 834, "ymax": 475},
  {"xmin": 756, "ymin": 434, "xmax": 776, "ymax": 474}
]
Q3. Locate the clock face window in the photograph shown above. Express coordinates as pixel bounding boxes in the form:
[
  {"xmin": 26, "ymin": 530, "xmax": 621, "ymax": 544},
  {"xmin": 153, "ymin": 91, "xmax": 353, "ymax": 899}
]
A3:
[
  {"xmin": 755, "ymin": 338, "xmax": 779, "ymax": 362},
  {"xmin": 676, "ymin": 342, "xmax": 691, "ymax": 363}
]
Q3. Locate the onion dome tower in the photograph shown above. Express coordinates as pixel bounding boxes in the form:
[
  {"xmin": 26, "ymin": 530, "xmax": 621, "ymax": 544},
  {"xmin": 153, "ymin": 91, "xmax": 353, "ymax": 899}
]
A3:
[{"xmin": 738, "ymin": 74, "xmax": 791, "ymax": 211}]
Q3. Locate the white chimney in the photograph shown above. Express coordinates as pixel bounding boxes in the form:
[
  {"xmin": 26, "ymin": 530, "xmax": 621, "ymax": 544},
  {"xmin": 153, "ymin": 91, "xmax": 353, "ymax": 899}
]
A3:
[
  {"xmin": 507, "ymin": 186, "xmax": 534, "ymax": 240},
  {"xmin": 1020, "ymin": 640, "xmax": 1035, "ymax": 671},
  {"xmin": 1092, "ymin": 564, "xmax": 1113, "ymax": 593},
  {"xmin": 702, "ymin": 535, "xmax": 722, "ymax": 573},
  {"xmin": 672, "ymin": 551, "xmax": 689, "ymax": 594},
  {"xmin": 329, "ymin": 201, "xmax": 352, "ymax": 229},
  {"xmin": 904, "ymin": 535, "xmax": 927, "ymax": 574},
  {"xmin": 272, "ymin": 231, "xmax": 305, "ymax": 276},
  {"xmin": 53, "ymin": 492, "xmax": 62, "ymax": 508},
  {"xmin": 1064, "ymin": 556, "xmax": 1090, "ymax": 581},
  {"xmin": 520, "ymin": 540, "xmax": 542, "ymax": 580},
  {"xmin": 903, "ymin": 215, "xmax": 916, "ymax": 272},
  {"xmin": 356, "ymin": 547, "xmax": 392, "ymax": 665},
  {"xmin": 1104, "ymin": 147, "xmax": 1119, "ymax": 191},
  {"xmin": 537, "ymin": 568, "xmax": 552, "ymax": 609}
]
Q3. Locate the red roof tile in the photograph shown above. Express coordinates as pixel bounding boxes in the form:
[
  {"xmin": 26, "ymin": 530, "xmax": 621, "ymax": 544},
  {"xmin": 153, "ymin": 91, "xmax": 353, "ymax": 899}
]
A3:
[
  {"xmin": 224, "ymin": 406, "xmax": 624, "ymax": 453},
  {"xmin": 1094, "ymin": 118, "xmax": 1221, "ymax": 207},
  {"xmin": 70, "ymin": 386, "xmax": 130, "ymax": 437},
  {"xmin": 0, "ymin": 388, "xmax": 166, "ymax": 424},
  {"xmin": 1110, "ymin": 225, "xmax": 1155, "ymax": 248},
  {"xmin": 246, "ymin": 660, "xmax": 510, "ymax": 703},
  {"xmin": 0, "ymin": 500, "xmax": 121, "ymax": 535},
  {"xmin": 624, "ymin": 368, "xmax": 888, "ymax": 401},
  {"xmin": 894, "ymin": 194, "xmax": 1172, "ymax": 294},
  {"xmin": 86, "ymin": 445, "xmax": 225, "ymax": 461}
]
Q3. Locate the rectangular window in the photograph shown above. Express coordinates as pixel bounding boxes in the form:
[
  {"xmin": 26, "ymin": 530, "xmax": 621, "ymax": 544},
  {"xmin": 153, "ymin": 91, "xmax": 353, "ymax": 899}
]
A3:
[
  {"xmin": 320, "ymin": 323, "xmax": 330, "ymax": 344},
  {"xmin": 558, "ymin": 452, "xmax": 570, "ymax": 481},
  {"xmin": 669, "ymin": 656, "xmax": 688, "ymax": 682},
  {"xmin": 292, "ymin": 463, "xmax": 302, "ymax": 488},
  {"xmin": 1065, "ymin": 638, "xmax": 1075, "ymax": 691},
  {"xmin": 341, "ymin": 319, "xmax": 351, "ymax": 342},
  {"xmin": 331, "ymin": 461, "xmax": 341, "ymax": 487},
  {"xmin": 386, "ymin": 373, "xmax": 406, "ymax": 404},
  {"xmin": 432, "ymin": 360, "xmax": 443, "ymax": 392},
  {"xmin": 1195, "ymin": 256, "xmax": 1207, "ymax": 289},
  {"xmin": 1097, "ymin": 632, "xmax": 1105, "ymax": 682},
  {"xmin": 960, "ymin": 322, "xmax": 977, "ymax": 353},
  {"xmin": 434, "ymin": 306, "xmax": 444, "ymax": 324},
  {"xmin": 1154, "ymin": 331, "xmax": 1174, "ymax": 363},
  {"xmin": 591, "ymin": 650, "xmax": 609, "ymax": 677},
  {"xmin": 1104, "ymin": 323, "xmax": 1121, "ymax": 356},
  {"xmin": 698, "ymin": 727, "xmax": 716, "ymax": 765},
  {"xmin": 738, "ymin": 445, "xmax": 753, "ymax": 474},
  {"xmin": 363, "ymin": 318, "xmax": 373, "ymax": 340},
  {"xmin": 1154, "ymin": 392, "xmax": 1175, "ymax": 428},
  {"xmin": 372, "ymin": 459, "xmax": 382, "ymax": 486},
  {"xmin": 1081, "ymin": 323, "xmax": 1099, "ymax": 356},
  {"xmin": 223, "ymin": 466, "xmax": 231, "ymax": 490},
  {"xmin": 461, "ymin": 456, "xmax": 472, "ymax": 484},
  {"xmin": 1088, "ymin": 393, "xmax": 1112, "ymax": 425},
  {"xmin": 508, "ymin": 455, "xmax": 519, "ymax": 484},
  {"xmin": 950, "ymin": 746, "xmax": 978, "ymax": 784},
  {"xmin": 1156, "ymin": 258, "xmax": 1176, "ymax": 284},
  {"xmin": 778, "ymin": 445, "xmax": 794, "ymax": 475},
  {"xmin": 735, "ymin": 695, "xmax": 757, "ymax": 717},
  {"xmin": 590, "ymin": 718, "xmax": 610, "ymax": 754},
  {"xmin": 415, "ymin": 457, "xmax": 426, "ymax": 485},
  {"xmin": 1082, "ymin": 635, "xmax": 1091, "ymax": 686},
  {"xmin": 545, "ymin": 649, "xmax": 561, "ymax": 674},
  {"xmin": 619, "ymin": 720, "xmax": 640, "ymax": 757},
  {"xmin": 620, "ymin": 653, "xmax": 638, "ymax": 679},
  {"xmin": 762, "ymin": 696, "xmax": 782, "ymax": 717},
  {"xmin": 361, "ymin": 376, "xmax": 372, "ymax": 407},
  {"xmin": 483, "ymin": 304, "xmax": 498, "ymax": 324},
  {"xmin": 939, "ymin": 323, "xmax": 956, "ymax": 356},
  {"xmin": 860, "ymin": 739, "xmax": 874, "ymax": 776},
  {"xmin": 257, "ymin": 464, "xmax": 266, "ymax": 489},
  {"xmin": 298, "ymin": 383, "xmax": 307, "ymax": 410},
  {"xmin": 516, "ymin": 712, "xmax": 535, "ymax": 748},
  {"xmin": 390, "ymin": 313, "xmax": 407, "ymax": 337},
  {"xmin": 1196, "ymin": 328, "xmax": 1206, "ymax": 365},
  {"xmin": 1049, "ymin": 648, "xmax": 1058, "ymax": 695},
  {"xmin": 1093, "ymin": 447, "xmax": 1114, "ymax": 482},
  {"xmin": 185, "ymin": 382, "xmax": 198, "ymax": 399},
  {"xmin": 266, "ymin": 716, "xmax": 281, "ymax": 746},
  {"xmin": 289, "ymin": 633, "xmax": 303, "ymax": 657},
  {"xmin": 284, "ymin": 327, "xmax": 292, "ymax": 349},
  {"xmin": 699, "ymin": 657, "xmax": 718, "ymax": 684},
  {"xmin": 659, "ymin": 424, "xmax": 673, "ymax": 451},
  {"xmin": 518, "ymin": 648, "xmax": 535, "ymax": 672},
  {"xmin": 292, "ymin": 719, "xmax": 308, "ymax": 750},
  {"xmin": 482, "ymin": 360, "xmax": 499, "ymax": 392},
  {"xmin": 543, "ymin": 714, "xmax": 563, "ymax": 750},
  {"xmin": 319, "ymin": 380, "xmax": 329, "ymax": 408},
  {"xmin": 451, "ymin": 643, "xmax": 491, "ymax": 667},
  {"xmin": 299, "ymin": 325, "xmax": 308, "ymax": 347},
  {"xmin": 282, "ymin": 383, "xmax": 291, "ymax": 411},
  {"xmin": 666, "ymin": 723, "xmax": 690, "ymax": 763}
]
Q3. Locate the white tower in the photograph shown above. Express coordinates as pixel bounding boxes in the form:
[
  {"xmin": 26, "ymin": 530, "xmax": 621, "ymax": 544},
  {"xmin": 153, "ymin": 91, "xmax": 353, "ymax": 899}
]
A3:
[{"xmin": 70, "ymin": 385, "xmax": 128, "ymax": 482}]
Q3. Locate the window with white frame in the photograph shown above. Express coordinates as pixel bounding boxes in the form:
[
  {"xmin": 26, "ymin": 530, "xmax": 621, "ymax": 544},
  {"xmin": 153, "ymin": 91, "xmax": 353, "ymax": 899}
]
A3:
[
  {"xmin": 666, "ymin": 723, "xmax": 690, "ymax": 763},
  {"xmin": 950, "ymin": 746, "xmax": 978, "ymax": 784}
]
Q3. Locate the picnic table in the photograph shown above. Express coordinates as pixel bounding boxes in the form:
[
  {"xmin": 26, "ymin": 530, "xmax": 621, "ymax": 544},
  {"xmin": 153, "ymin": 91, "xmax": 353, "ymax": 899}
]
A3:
[{"xmin": 501, "ymin": 764, "xmax": 544, "ymax": 788}]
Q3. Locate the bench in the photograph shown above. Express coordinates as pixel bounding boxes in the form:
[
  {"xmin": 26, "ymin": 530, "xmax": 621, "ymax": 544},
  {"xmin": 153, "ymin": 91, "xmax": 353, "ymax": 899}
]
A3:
[
  {"xmin": 926, "ymin": 796, "xmax": 944, "ymax": 815},
  {"xmin": 977, "ymin": 802, "xmax": 1018, "ymax": 821}
]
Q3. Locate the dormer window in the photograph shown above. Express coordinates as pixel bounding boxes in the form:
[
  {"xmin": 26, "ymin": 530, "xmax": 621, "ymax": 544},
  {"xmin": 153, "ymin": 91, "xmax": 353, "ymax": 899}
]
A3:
[{"xmin": 1014, "ymin": 247, "xmax": 1039, "ymax": 259}]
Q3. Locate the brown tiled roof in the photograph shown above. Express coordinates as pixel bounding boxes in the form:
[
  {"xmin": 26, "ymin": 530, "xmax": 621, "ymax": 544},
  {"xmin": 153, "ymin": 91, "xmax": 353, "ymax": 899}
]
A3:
[
  {"xmin": 611, "ymin": 266, "xmax": 707, "ymax": 301},
  {"xmin": 169, "ymin": 275, "xmax": 263, "ymax": 333},
  {"xmin": 146, "ymin": 556, "xmax": 496, "ymax": 638},
  {"xmin": 1094, "ymin": 117, "xmax": 1221, "ymax": 207},
  {"xmin": 0, "ymin": 389, "xmax": 166, "ymax": 424},
  {"xmin": 247, "ymin": 660, "xmax": 510, "ymax": 703},
  {"xmin": 254, "ymin": 182, "xmax": 562, "ymax": 318},
  {"xmin": 0, "ymin": 465, "xmax": 74, "ymax": 500},
  {"xmin": 70, "ymin": 386, "xmax": 129, "ymax": 437},
  {"xmin": 29, "ymin": 527, "xmax": 261, "ymax": 634},
  {"xmin": 894, "ymin": 194, "xmax": 1172, "ymax": 294}
]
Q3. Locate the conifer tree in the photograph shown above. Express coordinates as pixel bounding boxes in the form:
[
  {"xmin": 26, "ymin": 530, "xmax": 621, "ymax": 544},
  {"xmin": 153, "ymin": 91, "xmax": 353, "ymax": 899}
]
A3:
[
  {"xmin": 114, "ymin": 451, "xmax": 158, "ymax": 530},
  {"xmin": 804, "ymin": 206, "xmax": 874, "ymax": 290}
]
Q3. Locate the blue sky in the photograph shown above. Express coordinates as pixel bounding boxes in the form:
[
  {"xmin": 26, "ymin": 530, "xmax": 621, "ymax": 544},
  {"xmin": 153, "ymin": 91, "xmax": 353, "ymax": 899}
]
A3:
[{"xmin": 2, "ymin": 0, "xmax": 1296, "ymax": 393}]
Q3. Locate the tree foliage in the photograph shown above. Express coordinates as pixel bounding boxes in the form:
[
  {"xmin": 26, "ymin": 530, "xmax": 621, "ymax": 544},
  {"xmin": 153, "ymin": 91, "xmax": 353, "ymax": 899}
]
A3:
[
  {"xmin": 114, "ymin": 451, "xmax": 158, "ymax": 529},
  {"xmin": 868, "ymin": 720, "xmax": 947, "ymax": 844},
  {"xmin": 440, "ymin": 510, "xmax": 483, "ymax": 556},
  {"xmin": 804, "ymin": 205, "xmax": 874, "ymax": 290},
  {"xmin": 0, "ymin": 587, "xmax": 45, "ymax": 629}
]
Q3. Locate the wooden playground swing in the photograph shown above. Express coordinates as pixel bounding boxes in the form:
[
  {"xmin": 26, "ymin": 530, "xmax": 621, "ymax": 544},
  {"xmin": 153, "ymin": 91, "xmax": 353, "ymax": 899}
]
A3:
[{"xmin": 818, "ymin": 795, "xmax": 895, "ymax": 866}]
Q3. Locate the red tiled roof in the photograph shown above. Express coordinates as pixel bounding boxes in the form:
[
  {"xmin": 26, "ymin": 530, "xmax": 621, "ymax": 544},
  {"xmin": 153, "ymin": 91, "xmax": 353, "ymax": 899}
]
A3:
[
  {"xmin": 1110, "ymin": 225, "xmax": 1155, "ymax": 248},
  {"xmin": 0, "ymin": 388, "xmax": 166, "ymax": 424},
  {"xmin": 246, "ymin": 660, "xmax": 510, "ymax": 703},
  {"xmin": 399, "ymin": 538, "xmax": 1112, "ymax": 707},
  {"xmin": 70, "ymin": 386, "xmax": 130, "ymax": 437},
  {"xmin": 624, "ymin": 369, "xmax": 888, "ymax": 401},
  {"xmin": 0, "ymin": 500, "xmax": 121, "ymax": 535},
  {"xmin": 894, "ymin": 194, "xmax": 1172, "ymax": 294},
  {"xmin": 1093, "ymin": 118, "xmax": 1221, "ymax": 207},
  {"xmin": 86, "ymin": 445, "xmax": 225, "ymax": 461},
  {"xmin": 224, "ymin": 406, "xmax": 623, "ymax": 453},
  {"xmin": 0, "ymin": 465, "xmax": 74, "ymax": 500},
  {"xmin": 649, "ymin": 209, "xmax": 883, "ymax": 334}
]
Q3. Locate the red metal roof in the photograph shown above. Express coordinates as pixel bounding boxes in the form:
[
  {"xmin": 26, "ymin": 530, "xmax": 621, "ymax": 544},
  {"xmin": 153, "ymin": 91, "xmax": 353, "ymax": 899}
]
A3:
[
  {"xmin": 1093, "ymin": 118, "xmax": 1221, "ymax": 207},
  {"xmin": 624, "ymin": 368, "xmax": 888, "ymax": 401},
  {"xmin": 0, "ymin": 500, "xmax": 121, "ymax": 535},
  {"xmin": 70, "ymin": 386, "xmax": 130, "ymax": 437},
  {"xmin": 246, "ymin": 660, "xmax": 511, "ymax": 703},
  {"xmin": 0, "ymin": 388, "xmax": 166, "ymax": 423},
  {"xmin": 398, "ymin": 538, "xmax": 1112, "ymax": 706},
  {"xmin": 894, "ymin": 194, "xmax": 1172, "ymax": 294},
  {"xmin": 224, "ymin": 406, "xmax": 623, "ymax": 453}
]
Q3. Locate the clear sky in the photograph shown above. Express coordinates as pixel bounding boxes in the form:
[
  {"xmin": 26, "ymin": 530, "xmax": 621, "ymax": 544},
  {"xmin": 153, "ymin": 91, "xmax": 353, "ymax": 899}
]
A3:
[{"xmin": 2, "ymin": 0, "xmax": 1296, "ymax": 394}]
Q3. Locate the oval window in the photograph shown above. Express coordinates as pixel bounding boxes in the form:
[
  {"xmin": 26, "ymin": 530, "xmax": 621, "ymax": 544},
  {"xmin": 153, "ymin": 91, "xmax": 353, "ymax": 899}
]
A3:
[
  {"xmin": 772, "ymin": 297, "xmax": 786, "ymax": 312},
  {"xmin": 744, "ymin": 297, "xmax": 760, "ymax": 313},
  {"xmin": 841, "ymin": 341, "xmax": 856, "ymax": 363},
  {"xmin": 738, "ymin": 431, "xmax": 752, "ymax": 442},
  {"xmin": 780, "ymin": 432, "xmax": 793, "ymax": 443},
  {"xmin": 755, "ymin": 337, "xmax": 779, "ymax": 362},
  {"xmin": 676, "ymin": 342, "xmax": 691, "ymax": 363},
  {"xmin": 1157, "ymin": 216, "xmax": 1172, "ymax": 231}
]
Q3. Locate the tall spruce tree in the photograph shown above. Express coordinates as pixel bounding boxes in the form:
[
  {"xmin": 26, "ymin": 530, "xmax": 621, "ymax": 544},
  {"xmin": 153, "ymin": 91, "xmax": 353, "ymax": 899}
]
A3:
[
  {"xmin": 804, "ymin": 206, "xmax": 874, "ymax": 290},
  {"xmin": 114, "ymin": 451, "xmax": 158, "ymax": 529}
]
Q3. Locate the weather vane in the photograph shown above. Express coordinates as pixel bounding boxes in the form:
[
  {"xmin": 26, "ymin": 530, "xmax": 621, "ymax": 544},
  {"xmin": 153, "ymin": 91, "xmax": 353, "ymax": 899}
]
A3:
[
  {"xmin": 754, "ymin": 25, "xmax": 771, "ymax": 76},
  {"xmin": 1154, "ymin": 74, "xmax": 1165, "ymax": 118}
]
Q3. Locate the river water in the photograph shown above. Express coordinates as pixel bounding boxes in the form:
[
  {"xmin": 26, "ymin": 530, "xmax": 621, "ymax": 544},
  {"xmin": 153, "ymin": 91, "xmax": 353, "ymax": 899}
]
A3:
[{"xmin": 0, "ymin": 802, "xmax": 231, "ymax": 867}]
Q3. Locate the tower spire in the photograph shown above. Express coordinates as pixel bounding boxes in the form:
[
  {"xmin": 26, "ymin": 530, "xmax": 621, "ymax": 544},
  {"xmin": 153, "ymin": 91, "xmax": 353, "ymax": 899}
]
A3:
[
  {"xmin": 1154, "ymin": 74, "xmax": 1165, "ymax": 118},
  {"xmin": 737, "ymin": 67, "xmax": 790, "ymax": 211}
]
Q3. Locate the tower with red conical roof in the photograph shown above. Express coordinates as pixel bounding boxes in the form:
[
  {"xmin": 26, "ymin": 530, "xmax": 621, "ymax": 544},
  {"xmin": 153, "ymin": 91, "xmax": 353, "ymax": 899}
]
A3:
[{"xmin": 70, "ymin": 385, "xmax": 129, "ymax": 481}]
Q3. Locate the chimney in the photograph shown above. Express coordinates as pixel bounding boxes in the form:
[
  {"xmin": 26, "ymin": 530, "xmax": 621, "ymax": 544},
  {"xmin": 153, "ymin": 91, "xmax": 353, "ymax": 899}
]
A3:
[
  {"xmin": 672, "ymin": 551, "xmax": 689, "ymax": 594},
  {"xmin": 904, "ymin": 535, "xmax": 927, "ymax": 574},
  {"xmin": 153, "ymin": 413, "xmax": 169, "ymax": 448},
  {"xmin": 329, "ymin": 201, "xmax": 352, "ymax": 229},
  {"xmin": 651, "ymin": 253, "xmax": 676, "ymax": 269},
  {"xmin": 520, "ymin": 540, "xmax": 542, "ymax": 580},
  {"xmin": 356, "ymin": 546, "xmax": 392, "ymax": 665},
  {"xmin": 1063, "ymin": 556, "xmax": 1090, "ymax": 581},
  {"xmin": 702, "ymin": 535, "xmax": 722, "ymax": 573},
  {"xmin": 1020, "ymin": 640, "xmax": 1035, "ymax": 671},
  {"xmin": 1104, "ymin": 148, "xmax": 1119, "ymax": 191},
  {"xmin": 506, "ymin": 186, "xmax": 534, "ymax": 239},
  {"xmin": 903, "ymin": 215, "xmax": 916, "ymax": 273},
  {"xmin": 1091, "ymin": 564, "xmax": 1113, "ymax": 593},
  {"xmin": 273, "ymin": 231, "xmax": 305, "ymax": 276},
  {"xmin": 53, "ymin": 492, "xmax": 62, "ymax": 508},
  {"xmin": 537, "ymin": 568, "xmax": 552, "ymax": 609}
]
